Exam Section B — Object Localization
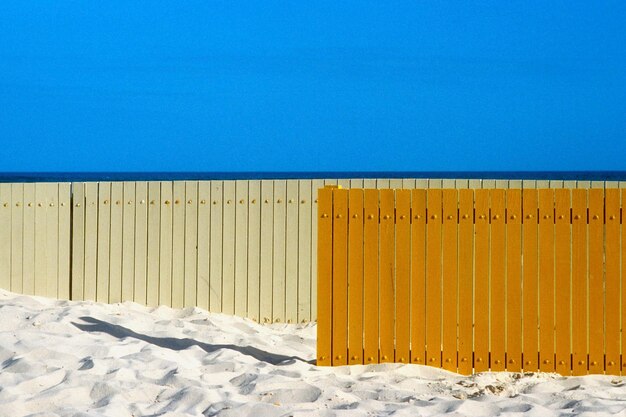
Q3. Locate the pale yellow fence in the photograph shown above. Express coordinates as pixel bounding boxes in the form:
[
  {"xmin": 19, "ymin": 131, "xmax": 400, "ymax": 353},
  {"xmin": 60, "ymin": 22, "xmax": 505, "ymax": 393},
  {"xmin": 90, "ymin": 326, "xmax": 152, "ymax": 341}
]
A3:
[{"xmin": 318, "ymin": 187, "xmax": 626, "ymax": 376}]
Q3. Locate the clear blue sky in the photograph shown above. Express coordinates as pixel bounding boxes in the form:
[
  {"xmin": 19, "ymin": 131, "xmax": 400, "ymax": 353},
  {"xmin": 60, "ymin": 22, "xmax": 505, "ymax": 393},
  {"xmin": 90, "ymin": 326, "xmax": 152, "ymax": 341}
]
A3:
[{"xmin": 1, "ymin": 1, "xmax": 625, "ymax": 173}]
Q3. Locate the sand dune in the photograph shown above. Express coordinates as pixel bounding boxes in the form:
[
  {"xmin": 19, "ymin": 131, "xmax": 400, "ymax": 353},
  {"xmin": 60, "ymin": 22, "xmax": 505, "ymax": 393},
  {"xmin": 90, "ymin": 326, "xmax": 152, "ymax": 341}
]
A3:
[{"xmin": 1, "ymin": 289, "xmax": 625, "ymax": 416}]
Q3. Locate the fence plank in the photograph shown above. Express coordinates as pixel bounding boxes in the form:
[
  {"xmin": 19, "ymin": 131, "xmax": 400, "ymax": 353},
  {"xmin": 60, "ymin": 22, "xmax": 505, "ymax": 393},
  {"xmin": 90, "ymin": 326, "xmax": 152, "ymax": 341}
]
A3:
[
  {"xmin": 0, "ymin": 184, "xmax": 9, "ymax": 292},
  {"xmin": 84, "ymin": 183, "xmax": 98, "ymax": 301},
  {"xmin": 121, "ymin": 182, "xmax": 136, "ymax": 302},
  {"xmin": 96, "ymin": 182, "xmax": 111, "ymax": 303},
  {"xmin": 348, "ymin": 189, "xmax": 364, "ymax": 364},
  {"xmin": 396, "ymin": 190, "xmax": 411, "ymax": 364},
  {"xmin": 604, "ymin": 189, "xmax": 620, "ymax": 375},
  {"xmin": 363, "ymin": 189, "xmax": 379, "ymax": 364},
  {"xmin": 196, "ymin": 182, "xmax": 211, "ymax": 311},
  {"xmin": 44, "ymin": 183, "xmax": 59, "ymax": 298},
  {"xmin": 10, "ymin": 183, "xmax": 23, "ymax": 294},
  {"xmin": 210, "ymin": 181, "xmax": 224, "ymax": 313},
  {"xmin": 311, "ymin": 179, "xmax": 325, "ymax": 322},
  {"xmin": 171, "ymin": 181, "xmax": 186, "ymax": 309},
  {"xmin": 588, "ymin": 189, "xmax": 604, "ymax": 374},
  {"xmin": 622, "ymin": 189, "xmax": 626, "ymax": 376},
  {"xmin": 184, "ymin": 182, "xmax": 198, "ymax": 308},
  {"xmin": 159, "ymin": 182, "xmax": 173, "ymax": 307},
  {"xmin": 380, "ymin": 189, "xmax": 395, "ymax": 363},
  {"xmin": 146, "ymin": 182, "xmax": 161, "ymax": 307},
  {"xmin": 538, "ymin": 189, "xmax": 555, "ymax": 372},
  {"xmin": 33, "ymin": 183, "xmax": 46, "ymax": 297},
  {"xmin": 506, "ymin": 189, "xmax": 522, "ymax": 372},
  {"xmin": 332, "ymin": 189, "xmax": 349, "ymax": 365},
  {"xmin": 260, "ymin": 180, "xmax": 274, "ymax": 323},
  {"xmin": 442, "ymin": 189, "xmax": 458, "ymax": 372},
  {"xmin": 457, "ymin": 189, "xmax": 473, "ymax": 374},
  {"xmin": 71, "ymin": 183, "xmax": 86, "ymax": 300},
  {"xmin": 522, "ymin": 189, "xmax": 539, "ymax": 372},
  {"xmin": 285, "ymin": 180, "xmax": 299, "ymax": 323},
  {"xmin": 247, "ymin": 181, "xmax": 261, "ymax": 321},
  {"xmin": 410, "ymin": 189, "xmax": 427, "ymax": 365},
  {"xmin": 58, "ymin": 183, "xmax": 71, "ymax": 300},
  {"xmin": 109, "ymin": 182, "xmax": 123, "ymax": 303},
  {"xmin": 474, "ymin": 189, "xmax": 489, "ymax": 372},
  {"xmin": 222, "ymin": 181, "xmax": 236, "ymax": 315},
  {"xmin": 490, "ymin": 189, "xmax": 506, "ymax": 371},
  {"xmin": 555, "ymin": 189, "xmax": 571, "ymax": 375},
  {"xmin": 234, "ymin": 180, "xmax": 248, "ymax": 316},
  {"xmin": 272, "ymin": 180, "xmax": 287, "ymax": 322},
  {"xmin": 571, "ymin": 189, "xmax": 588, "ymax": 375},
  {"xmin": 298, "ymin": 180, "xmax": 313, "ymax": 322},
  {"xmin": 317, "ymin": 187, "xmax": 333, "ymax": 366},
  {"xmin": 134, "ymin": 182, "xmax": 148, "ymax": 305},
  {"xmin": 426, "ymin": 189, "xmax": 443, "ymax": 368}
]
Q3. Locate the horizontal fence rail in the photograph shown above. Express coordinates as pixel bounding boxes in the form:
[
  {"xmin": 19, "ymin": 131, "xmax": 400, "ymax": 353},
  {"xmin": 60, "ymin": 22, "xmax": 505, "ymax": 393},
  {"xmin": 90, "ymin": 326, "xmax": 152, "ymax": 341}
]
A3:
[{"xmin": 318, "ymin": 187, "xmax": 626, "ymax": 376}]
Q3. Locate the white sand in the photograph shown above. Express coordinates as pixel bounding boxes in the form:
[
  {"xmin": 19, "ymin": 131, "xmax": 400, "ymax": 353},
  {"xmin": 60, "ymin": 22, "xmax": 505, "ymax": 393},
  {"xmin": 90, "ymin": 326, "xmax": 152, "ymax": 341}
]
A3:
[{"xmin": 1, "ymin": 289, "xmax": 625, "ymax": 417}]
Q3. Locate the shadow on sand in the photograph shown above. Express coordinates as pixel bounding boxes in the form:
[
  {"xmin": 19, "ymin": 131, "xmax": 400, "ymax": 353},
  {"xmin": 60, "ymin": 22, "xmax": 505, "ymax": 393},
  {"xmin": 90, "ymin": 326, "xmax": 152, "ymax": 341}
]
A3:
[{"xmin": 73, "ymin": 316, "xmax": 315, "ymax": 366}]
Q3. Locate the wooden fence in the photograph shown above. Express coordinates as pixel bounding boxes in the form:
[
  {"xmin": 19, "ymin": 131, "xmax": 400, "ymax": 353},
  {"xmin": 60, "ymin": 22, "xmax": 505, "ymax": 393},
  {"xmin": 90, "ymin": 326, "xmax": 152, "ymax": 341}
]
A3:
[{"xmin": 317, "ymin": 187, "xmax": 626, "ymax": 376}]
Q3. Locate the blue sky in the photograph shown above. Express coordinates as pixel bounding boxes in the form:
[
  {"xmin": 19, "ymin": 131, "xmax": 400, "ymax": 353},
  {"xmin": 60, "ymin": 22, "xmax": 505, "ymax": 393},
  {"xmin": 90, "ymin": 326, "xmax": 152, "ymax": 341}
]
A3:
[{"xmin": 1, "ymin": 1, "xmax": 625, "ymax": 173}]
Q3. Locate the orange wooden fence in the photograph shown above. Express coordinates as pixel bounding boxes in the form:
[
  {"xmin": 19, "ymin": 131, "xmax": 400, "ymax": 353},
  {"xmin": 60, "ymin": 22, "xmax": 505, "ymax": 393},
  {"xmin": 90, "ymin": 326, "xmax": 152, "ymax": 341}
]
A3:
[{"xmin": 317, "ymin": 187, "xmax": 625, "ymax": 376}]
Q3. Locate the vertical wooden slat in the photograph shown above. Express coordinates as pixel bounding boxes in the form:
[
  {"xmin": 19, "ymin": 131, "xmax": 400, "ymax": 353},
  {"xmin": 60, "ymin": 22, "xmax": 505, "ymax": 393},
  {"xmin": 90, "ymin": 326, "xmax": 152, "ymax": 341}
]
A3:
[
  {"xmin": 285, "ymin": 180, "xmax": 299, "ymax": 323},
  {"xmin": 298, "ymin": 180, "xmax": 313, "ymax": 322},
  {"xmin": 260, "ymin": 180, "xmax": 274, "ymax": 322},
  {"xmin": 159, "ymin": 182, "xmax": 173, "ymax": 307},
  {"xmin": 474, "ymin": 189, "xmax": 490, "ymax": 372},
  {"xmin": 555, "ymin": 189, "xmax": 571, "ymax": 375},
  {"xmin": 0, "ymin": 184, "xmax": 9, "ymax": 291},
  {"xmin": 622, "ymin": 189, "xmax": 626, "ymax": 376},
  {"xmin": 588, "ymin": 189, "xmax": 604, "ymax": 374},
  {"xmin": 426, "ymin": 189, "xmax": 442, "ymax": 368},
  {"xmin": 589, "ymin": 188, "xmax": 604, "ymax": 374},
  {"xmin": 146, "ymin": 182, "xmax": 161, "ymax": 307},
  {"xmin": 379, "ymin": 189, "xmax": 395, "ymax": 363},
  {"xmin": 222, "ymin": 181, "xmax": 236, "ymax": 315},
  {"xmin": 538, "ymin": 189, "xmax": 555, "ymax": 372},
  {"xmin": 272, "ymin": 180, "xmax": 287, "ymax": 322},
  {"xmin": 317, "ymin": 187, "xmax": 333, "ymax": 366},
  {"xmin": 58, "ymin": 183, "xmax": 71, "ymax": 300},
  {"xmin": 522, "ymin": 189, "xmax": 539, "ymax": 372},
  {"xmin": 96, "ymin": 182, "xmax": 111, "ymax": 303},
  {"xmin": 234, "ymin": 180, "xmax": 248, "ymax": 316},
  {"xmin": 457, "ymin": 189, "xmax": 474, "ymax": 374},
  {"xmin": 171, "ymin": 182, "xmax": 186, "ymax": 308},
  {"xmin": 363, "ymin": 179, "xmax": 377, "ymax": 189},
  {"xmin": 396, "ymin": 190, "xmax": 411, "ymax": 364},
  {"xmin": 363, "ymin": 189, "xmax": 379, "ymax": 364},
  {"xmin": 210, "ymin": 181, "xmax": 223, "ymax": 312},
  {"xmin": 348, "ymin": 189, "xmax": 364, "ymax": 364},
  {"xmin": 311, "ymin": 179, "xmax": 325, "ymax": 322},
  {"xmin": 604, "ymin": 189, "xmax": 620, "ymax": 375},
  {"xmin": 506, "ymin": 189, "xmax": 522, "ymax": 372},
  {"xmin": 121, "ymin": 182, "xmax": 136, "ymax": 302},
  {"xmin": 84, "ymin": 183, "xmax": 98, "ymax": 301},
  {"xmin": 30, "ymin": 183, "xmax": 42, "ymax": 296},
  {"xmin": 332, "ymin": 189, "xmax": 349, "ymax": 366},
  {"xmin": 196, "ymin": 182, "xmax": 211, "ymax": 311},
  {"xmin": 44, "ymin": 183, "xmax": 59, "ymax": 298},
  {"xmin": 184, "ymin": 182, "xmax": 198, "ymax": 308},
  {"xmin": 134, "ymin": 182, "xmax": 148, "ymax": 305},
  {"xmin": 490, "ymin": 189, "xmax": 506, "ymax": 372},
  {"xmin": 109, "ymin": 182, "xmax": 123, "ymax": 303},
  {"xmin": 441, "ymin": 189, "xmax": 458, "ymax": 372},
  {"xmin": 71, "ymin": 183, "xmax": 86, "ymax": 300},
  {"xmin": 10, "ymin": 183, "xmax": 23, "ymax": 294},
  {"xmin": 410, "ymin": 189, "xmax": 427, "ymax": 365},
  {"xmin": 571, "ymin": 189, "xmax": 588, "ymax": 375},
  {"xmin": 247, "ymin": 181, "xmax": 261, "ymax": 321}
]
